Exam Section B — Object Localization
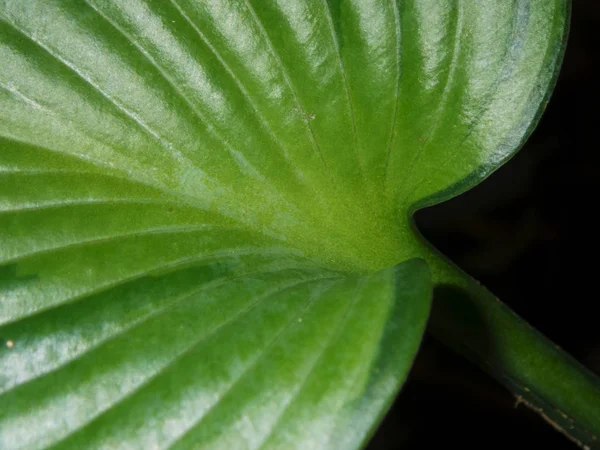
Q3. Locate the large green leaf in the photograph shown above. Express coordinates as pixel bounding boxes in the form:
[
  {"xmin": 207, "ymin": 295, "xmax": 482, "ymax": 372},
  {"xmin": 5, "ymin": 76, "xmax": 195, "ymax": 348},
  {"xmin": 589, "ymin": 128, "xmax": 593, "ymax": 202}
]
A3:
[
  {"xmin": 0, "ymin": 0, "xmax": 568, "ymax": 449},
  {"xmin": 0, "ymin": 261, "xmax": 430, "ymax": 450}
]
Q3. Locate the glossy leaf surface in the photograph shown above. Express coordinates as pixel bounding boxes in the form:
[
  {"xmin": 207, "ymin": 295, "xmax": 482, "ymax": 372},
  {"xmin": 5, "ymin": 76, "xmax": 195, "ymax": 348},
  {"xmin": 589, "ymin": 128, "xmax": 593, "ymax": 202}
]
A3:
[
  {"xmin": 0, "ymin": 261, "xmax": 430, "ymax": 450},
  {"xmin": 0, "ymin": 0, "xmax": 569, "ymax": 449}
]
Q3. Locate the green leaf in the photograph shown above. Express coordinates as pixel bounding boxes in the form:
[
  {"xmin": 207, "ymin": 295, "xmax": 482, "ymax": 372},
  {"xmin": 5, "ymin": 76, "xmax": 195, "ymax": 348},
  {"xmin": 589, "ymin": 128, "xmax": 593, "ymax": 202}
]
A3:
[
  {"xmin": 0, "ymin": 261, "xmax": 430, "ymax": 450},
  {"xmin": 0, "ymin": 0, "xmax": 568, "ymax": 449}
]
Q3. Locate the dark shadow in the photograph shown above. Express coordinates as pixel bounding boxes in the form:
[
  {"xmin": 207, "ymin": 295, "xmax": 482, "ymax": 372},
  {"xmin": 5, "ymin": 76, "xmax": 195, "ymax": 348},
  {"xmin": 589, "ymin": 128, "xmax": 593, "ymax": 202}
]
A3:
[{"xmin": 367, "ymin": 285, "xmax": 574, "ymax": 449}]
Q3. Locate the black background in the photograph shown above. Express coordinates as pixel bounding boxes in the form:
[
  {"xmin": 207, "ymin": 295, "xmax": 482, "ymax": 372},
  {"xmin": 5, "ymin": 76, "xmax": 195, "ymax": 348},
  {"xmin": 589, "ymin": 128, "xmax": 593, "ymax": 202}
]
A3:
[{"xmin": 369, "ymin": 2, "xmax": 599, "ymax": 448}]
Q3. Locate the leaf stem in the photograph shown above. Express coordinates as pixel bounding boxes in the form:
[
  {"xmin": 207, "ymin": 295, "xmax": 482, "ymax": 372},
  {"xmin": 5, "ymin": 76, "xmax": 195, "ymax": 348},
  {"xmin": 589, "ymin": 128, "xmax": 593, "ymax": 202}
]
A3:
[{"xmin": 415, "ymin": 234, "xmax": 600, "ymax": 448}]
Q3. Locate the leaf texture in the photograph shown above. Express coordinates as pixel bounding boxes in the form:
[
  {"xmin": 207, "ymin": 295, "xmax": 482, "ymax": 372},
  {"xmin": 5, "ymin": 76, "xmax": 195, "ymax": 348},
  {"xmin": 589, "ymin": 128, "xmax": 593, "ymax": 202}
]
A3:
[
  {"xmin": 0, "ymin": 0, "xmax": 569, "ymax": 449},
  {"xmin": 0, "ymin": 261, "xmax": 430, "ymax": 450}
]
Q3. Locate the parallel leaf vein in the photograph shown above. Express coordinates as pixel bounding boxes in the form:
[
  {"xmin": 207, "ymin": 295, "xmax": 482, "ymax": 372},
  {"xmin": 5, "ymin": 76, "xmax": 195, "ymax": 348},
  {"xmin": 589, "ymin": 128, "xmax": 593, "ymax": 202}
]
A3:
[{"xmin": 41, "ymin": 276, "xmax": 340, "ymax": 450}]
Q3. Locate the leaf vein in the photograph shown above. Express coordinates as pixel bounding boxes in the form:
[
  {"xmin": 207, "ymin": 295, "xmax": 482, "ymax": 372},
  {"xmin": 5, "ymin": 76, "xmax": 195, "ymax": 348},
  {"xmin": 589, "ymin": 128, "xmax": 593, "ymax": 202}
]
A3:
[
  {"xmin": 167, "ymin": 278, "xmax": 341, "ymax": 449},
  {"xmin": 42, "ymin": 275, "xmax": 340, "ymax": 450},
  {"xmin": 255, "ymin": 278, "xmax": 366, "ymax": 450}
]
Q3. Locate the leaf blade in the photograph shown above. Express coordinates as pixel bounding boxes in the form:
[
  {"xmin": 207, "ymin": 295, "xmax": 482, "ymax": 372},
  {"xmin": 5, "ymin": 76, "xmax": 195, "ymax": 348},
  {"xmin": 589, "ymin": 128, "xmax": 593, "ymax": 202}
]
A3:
[
  {"xmin": 0, "ymin": 261, "xmax": 430, "ymax": 450},
  {"xmin": 0, "ymin": 0, "xmax": 570, "ymax": 448}
]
